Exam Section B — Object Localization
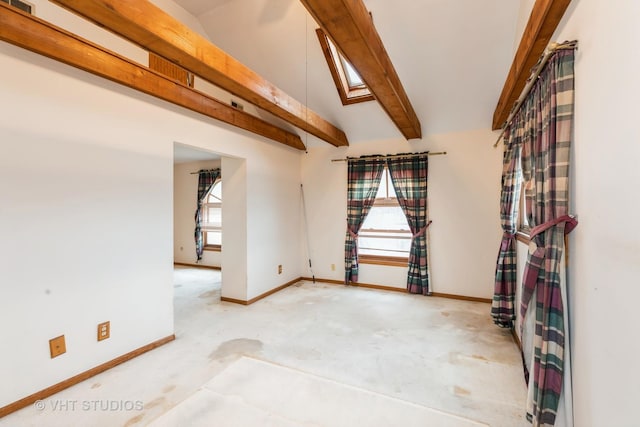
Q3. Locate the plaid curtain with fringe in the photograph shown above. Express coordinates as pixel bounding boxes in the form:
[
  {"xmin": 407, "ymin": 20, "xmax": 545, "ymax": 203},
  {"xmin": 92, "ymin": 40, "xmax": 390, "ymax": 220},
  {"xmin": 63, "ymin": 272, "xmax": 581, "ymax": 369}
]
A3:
[
  {"xmin": 387, "ymin": 154, "xmax": 431, "ymax": 295},
  {"xmin": 194, "ymin": 168, "xmax": 221, "ymax": 262},
  {"xmin": 517, "ymin": 48, "xmax": 577, "ymax": 427},
  {"xmin": 491, "ymin": 129, "xmax": 522, "ymax": 328},
  {"xmin": 344, "ymin": 158, "xmax": 384, "ymax": 284}
]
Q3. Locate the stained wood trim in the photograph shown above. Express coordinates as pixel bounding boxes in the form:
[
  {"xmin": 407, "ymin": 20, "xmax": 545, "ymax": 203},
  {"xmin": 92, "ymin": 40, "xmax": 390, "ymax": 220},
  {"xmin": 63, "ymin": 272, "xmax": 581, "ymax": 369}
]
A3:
[
  {"xmin": 220, "ymin": 296, "xmax": 248, "ymax": 305},
  {"xmin": 492, "ymin": 0, "xmax": 572, "ymax": 129},
  {"xmin": 430, "ymin": 293, "xmax": 492, "ymax": 304},
  {"xmin": 300, "ymin": 0, "xmax": 421, "ymax": 140},
  {"xmin": 0, "ymin": 335, "xmax": 175, "ymax": 418},
  {"xmin": 149, "ymin": 52, "xmax": 193, "ymax": 87},
  {"xmin": 303, "ymin": 277, "xmax": 406, "ymax": 294},
  {"xmin": 302, "ymin": 277, "xmax": 491, "ymax": 302},
  {"xmin": 359, "ymin": 255, "xmax": 408, "ymax": 268},
  {"xmin": 51, "ymin": 0, "xmax": 349, "ymax": 148},
  {"xmin": 0, "ymin": 4, "xmax": 304, "ymax": 150},
  {"xmin": 173, "ymin": 262, "xmax": 221, "ymax": 271},
  {"xmin": 221, "ymin": 277, "xmax": 303, "ymax": 306}
]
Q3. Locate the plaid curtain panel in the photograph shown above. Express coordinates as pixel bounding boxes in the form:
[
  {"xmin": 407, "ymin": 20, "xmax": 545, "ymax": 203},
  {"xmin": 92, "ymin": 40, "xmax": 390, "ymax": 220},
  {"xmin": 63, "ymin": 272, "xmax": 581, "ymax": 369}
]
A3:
[
  {"xmin": 194, "ymin": 168, "xmax": 221, "ymax": 261},
  {"xmin": 344, "ymin": 158, "xmax": 384, "ymax": 284},
  {"xmin": 387, "ymin": 154, "xmax": 431, "ymax": 295},
  {"xmin": 491, "ymin": 129, "xmax": 522, "ymax": 328},
  {"xmin": 516, "ymin": 48, "xmax": 577, "ymax": 427}
]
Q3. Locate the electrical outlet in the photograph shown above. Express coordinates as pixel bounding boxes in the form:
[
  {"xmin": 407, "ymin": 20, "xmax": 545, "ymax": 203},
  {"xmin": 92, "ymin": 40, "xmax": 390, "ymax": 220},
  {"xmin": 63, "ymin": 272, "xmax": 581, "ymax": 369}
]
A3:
[
  {"xmin": 278, "ymin": 265, "xmax": 283, "ymax": 274},
  {"xmin": 331, "ymin": 263, "xmax": 336, "ymax": 271},
  {"xmin": 49, "ymin": 335, "xmax": 66, "ymax": 358},
  {"xmin": 97, "ymin": 321, "xmax": 110, "ymax": 342}
]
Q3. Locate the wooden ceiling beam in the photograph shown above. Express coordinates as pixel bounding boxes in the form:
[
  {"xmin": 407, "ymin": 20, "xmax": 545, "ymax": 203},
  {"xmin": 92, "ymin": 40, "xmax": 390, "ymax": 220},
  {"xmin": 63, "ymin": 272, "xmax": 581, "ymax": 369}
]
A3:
[
  {"xmin": 300, "ymin": 0, "xmax": 422, "ymax": 140},
  {"xmin": 50, "ymin": 0, "xmax": 348, "ymax": 147},
  {"xmin": 0, "ymin": 4, "xmax": 305, "ymax": 150},
  {"xmin": 492, "ymin": 0, "xmax": 572, "ymax": 130}
]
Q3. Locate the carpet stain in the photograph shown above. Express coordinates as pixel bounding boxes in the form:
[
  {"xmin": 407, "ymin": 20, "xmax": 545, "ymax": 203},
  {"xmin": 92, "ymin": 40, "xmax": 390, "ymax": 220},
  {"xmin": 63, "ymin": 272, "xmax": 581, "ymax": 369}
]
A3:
[
  {"xmin": 210, "ymin": 338, "xmax": 263, "ymax": 360},
  {"xmin": 441, "ymin": 311, "xmax": 450, "ymax": 317},
  {"xmin": 162, "ymin": 384, "xmax": 176, "ymax": 393},
  {"xmin": 90, "ymin": 382, "xmax": 101, "ymax": 389},
  {"xmin": 199, "ymin": 290, "xmax": 218, "ymax": 299},
  {"xmin": 174, "ymin": 284, "xmax": 183, "ymax": 288},
  {"xmin": 145, "ymin": 396, "xmax": 166, "ymax": 409},
  {"xmin": 454, "ymin": 385, "xmax": 471, "ymax": 396},
  {"xmin": 124, "ymin": 413, "xmax": 144, "ymax": 426},
  {"xmin": 471, "ymin": 354, "xmax": 489, "ymax": 361}
]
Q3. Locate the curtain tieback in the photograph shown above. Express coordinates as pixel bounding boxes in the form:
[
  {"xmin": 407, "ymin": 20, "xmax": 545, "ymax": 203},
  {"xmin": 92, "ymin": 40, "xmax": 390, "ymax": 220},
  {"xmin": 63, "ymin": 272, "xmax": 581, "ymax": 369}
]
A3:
[
  {"xmin": 519, "ymin": 214, "xmax": 578, "ymax": 322},
  {"xmin": 412, "ymin": 221, "xmax": 433, "ymax": 239},
  {"xmin": 347, "ymin": 226, "xmax": 358, "ymax": 240},
  {"xmin": 530, "ymin": 214, "xmax": 578, "ymax": 239},
  {"xmin": 500, "ymin": 232, "xmax": 516, "ymax": 251}
]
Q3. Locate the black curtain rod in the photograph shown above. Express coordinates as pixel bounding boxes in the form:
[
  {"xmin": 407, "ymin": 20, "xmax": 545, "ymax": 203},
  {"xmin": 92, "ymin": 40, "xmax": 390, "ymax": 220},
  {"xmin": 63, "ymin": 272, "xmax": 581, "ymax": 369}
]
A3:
[
  {"xmin": 331, "ymin": 151, "xmax": 447, "ymax": 163},
  {"xmin": 494, "ymin": 40, "xmax": 578, "ymax": 148},
  {"xmin": 189, "ymin": 168, "xmax": 220, "ymax": 175}
]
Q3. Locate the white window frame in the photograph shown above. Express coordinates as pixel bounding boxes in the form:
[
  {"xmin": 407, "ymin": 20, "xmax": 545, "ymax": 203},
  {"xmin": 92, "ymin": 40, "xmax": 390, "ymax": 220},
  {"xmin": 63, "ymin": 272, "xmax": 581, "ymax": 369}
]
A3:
[
  {"xmin": 358, "ymin": 167, "xmax": 411, "ymax": 266},
  {"xmin": 202, "ymin": 180, "xmax": 222, "ymax": 251}
]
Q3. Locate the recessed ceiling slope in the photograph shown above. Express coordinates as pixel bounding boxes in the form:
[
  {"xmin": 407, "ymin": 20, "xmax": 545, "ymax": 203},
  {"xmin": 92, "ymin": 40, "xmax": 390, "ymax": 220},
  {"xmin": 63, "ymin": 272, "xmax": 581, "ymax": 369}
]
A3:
[
  {"xmin": 173, "ymin": 0, "xmax": 521, "ymax": 143},
  {"xmin": 300, "ymin": 0, "xmax": 422, "ymax": 140},
  {"xmin": 51, "ymin": 0, "xmax": 349, "ymax": 148}
]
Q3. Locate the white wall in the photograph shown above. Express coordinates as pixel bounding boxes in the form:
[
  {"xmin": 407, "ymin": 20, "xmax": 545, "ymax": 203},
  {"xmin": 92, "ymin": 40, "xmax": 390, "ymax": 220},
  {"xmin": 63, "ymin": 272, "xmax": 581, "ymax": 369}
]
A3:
[
  {"xmin": 551, "ymin": 1, "xmax": 640, "ymax": 425},
  {"xmin": 301, "ymin": 129, "xmax": 502, "ymax": 299},
  {"xmin": 173, "ymin": 160, "xmax": 222, "ymax": 268},
  {"xmin": 0, "ymin": 0, "xmax": 302, "ymax": 408}
]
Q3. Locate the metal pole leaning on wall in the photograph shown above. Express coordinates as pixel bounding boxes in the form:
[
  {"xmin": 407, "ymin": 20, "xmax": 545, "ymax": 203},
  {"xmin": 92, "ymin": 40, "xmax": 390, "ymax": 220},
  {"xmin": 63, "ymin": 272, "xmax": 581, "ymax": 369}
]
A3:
[{"xmin": 300, "ymin": 184, "xmax": 315, "ymax": 283}]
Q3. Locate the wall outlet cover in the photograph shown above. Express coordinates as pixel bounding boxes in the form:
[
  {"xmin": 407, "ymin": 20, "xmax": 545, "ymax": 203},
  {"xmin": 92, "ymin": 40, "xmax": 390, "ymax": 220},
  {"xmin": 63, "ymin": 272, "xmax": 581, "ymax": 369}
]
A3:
[
  {"xmin": 97, "ymin": 321, "xmax": 110, "ymax": 341},
  {"xmin": 49, "ymin": 335, "xmax": 66, "ymax": 358}
]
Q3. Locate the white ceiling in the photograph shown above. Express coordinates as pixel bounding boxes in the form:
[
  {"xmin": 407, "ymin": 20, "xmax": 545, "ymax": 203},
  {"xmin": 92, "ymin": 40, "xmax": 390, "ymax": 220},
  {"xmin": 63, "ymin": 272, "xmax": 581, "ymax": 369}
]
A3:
[{"xmin": 171, "ymin": 0, "xmax": 521, "ymax": 146}]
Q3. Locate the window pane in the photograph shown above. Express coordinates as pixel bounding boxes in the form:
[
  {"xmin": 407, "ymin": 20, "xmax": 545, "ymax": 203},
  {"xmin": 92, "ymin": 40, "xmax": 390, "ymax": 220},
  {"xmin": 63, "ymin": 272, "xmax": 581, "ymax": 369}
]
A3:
[
  {"xmin": 359, "ymin": 204, "xmax": 410, "ymax": 258},
  {"xmin": 206, "ymin": 207, "xmax": 221, "ymax": 227},
  {"xmin": 362, "ymin": 206, "xmax": 409, "ymax": 231},
  {"xmin": 387, "ymin": 173, "xmax": 397, "ymax": 199},
  {"xmin": 340, "ymin": 58, "xmax": 364, "ymax": 88},
  {"xmin": 375, "ymin": 169, "xmax": 387, "ymax": 199},
  {"xmin": 359, "ymin": 232, "xmax": 411, "ymax": 257},
  {"xmin": 208, "ymin": 181, "xmax": 222, "ymax": 202},
  {"xmin": 205, "ymin": 231, "xmax": 221, "ymax": 246}
]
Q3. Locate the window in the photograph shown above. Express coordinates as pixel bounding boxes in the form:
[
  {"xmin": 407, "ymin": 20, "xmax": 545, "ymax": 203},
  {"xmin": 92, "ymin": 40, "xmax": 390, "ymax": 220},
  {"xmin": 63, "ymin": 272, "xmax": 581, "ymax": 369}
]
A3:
[
  {"xmin": 359, "ymin": 168, "xmax": 411, "ymax": 265},
  {"xmin": 1, "ymin": 0, "xmax": 34, "ymax": 14},
  {"xmin": 202, "ymin": 180, "xmax": 221, "ymax": 251},
  {"xmin": 516, "ymin": 158, "xmax": 531, "ymax": 243},
  {"xmin": 315, "ymin": 29, "xmax": 374, "ymax": 105}
]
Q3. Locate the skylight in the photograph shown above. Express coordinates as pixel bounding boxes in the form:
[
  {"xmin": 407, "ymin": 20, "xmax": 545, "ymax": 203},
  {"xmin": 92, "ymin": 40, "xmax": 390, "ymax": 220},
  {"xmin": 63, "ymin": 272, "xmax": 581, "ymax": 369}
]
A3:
[
  {"xmin": 340, "ymin": 57, "xmax": 365, "ymax": 88},
  {"xmin": 316, "ymin": 29, "xmax": 374, "ymax": 105}
]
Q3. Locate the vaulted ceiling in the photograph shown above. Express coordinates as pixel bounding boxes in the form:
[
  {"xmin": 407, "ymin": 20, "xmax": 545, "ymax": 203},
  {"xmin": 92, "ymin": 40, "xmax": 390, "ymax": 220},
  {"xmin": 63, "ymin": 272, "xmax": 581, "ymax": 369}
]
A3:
[{"xmin": 170, "ymin": 0, "xmax": 522, "ymax": 146}]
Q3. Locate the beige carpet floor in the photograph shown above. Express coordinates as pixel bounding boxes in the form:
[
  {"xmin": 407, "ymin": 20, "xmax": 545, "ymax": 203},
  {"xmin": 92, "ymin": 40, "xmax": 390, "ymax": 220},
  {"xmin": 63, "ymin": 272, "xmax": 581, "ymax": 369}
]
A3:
[
  {"xmin": 150, "ymin": 355, "xmax": 489, "ymax": 427},
  {"xmin": 1, "ymin": 267, "xmax": 527, "ymax": 426}
]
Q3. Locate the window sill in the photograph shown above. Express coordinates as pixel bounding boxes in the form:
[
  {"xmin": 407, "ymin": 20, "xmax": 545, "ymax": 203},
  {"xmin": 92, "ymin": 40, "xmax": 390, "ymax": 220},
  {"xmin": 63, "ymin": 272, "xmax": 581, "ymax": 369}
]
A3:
[
  {"xmin": 203, "ymin": 245, "xmax": 221, "ymax": 252},
  {"xmin": 360, "ymin": 255, "xmax": 408, "ymax": 268},
  {"xmin": 515, "ymin": 230, "xmax": 530, "ymax": 244}
]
